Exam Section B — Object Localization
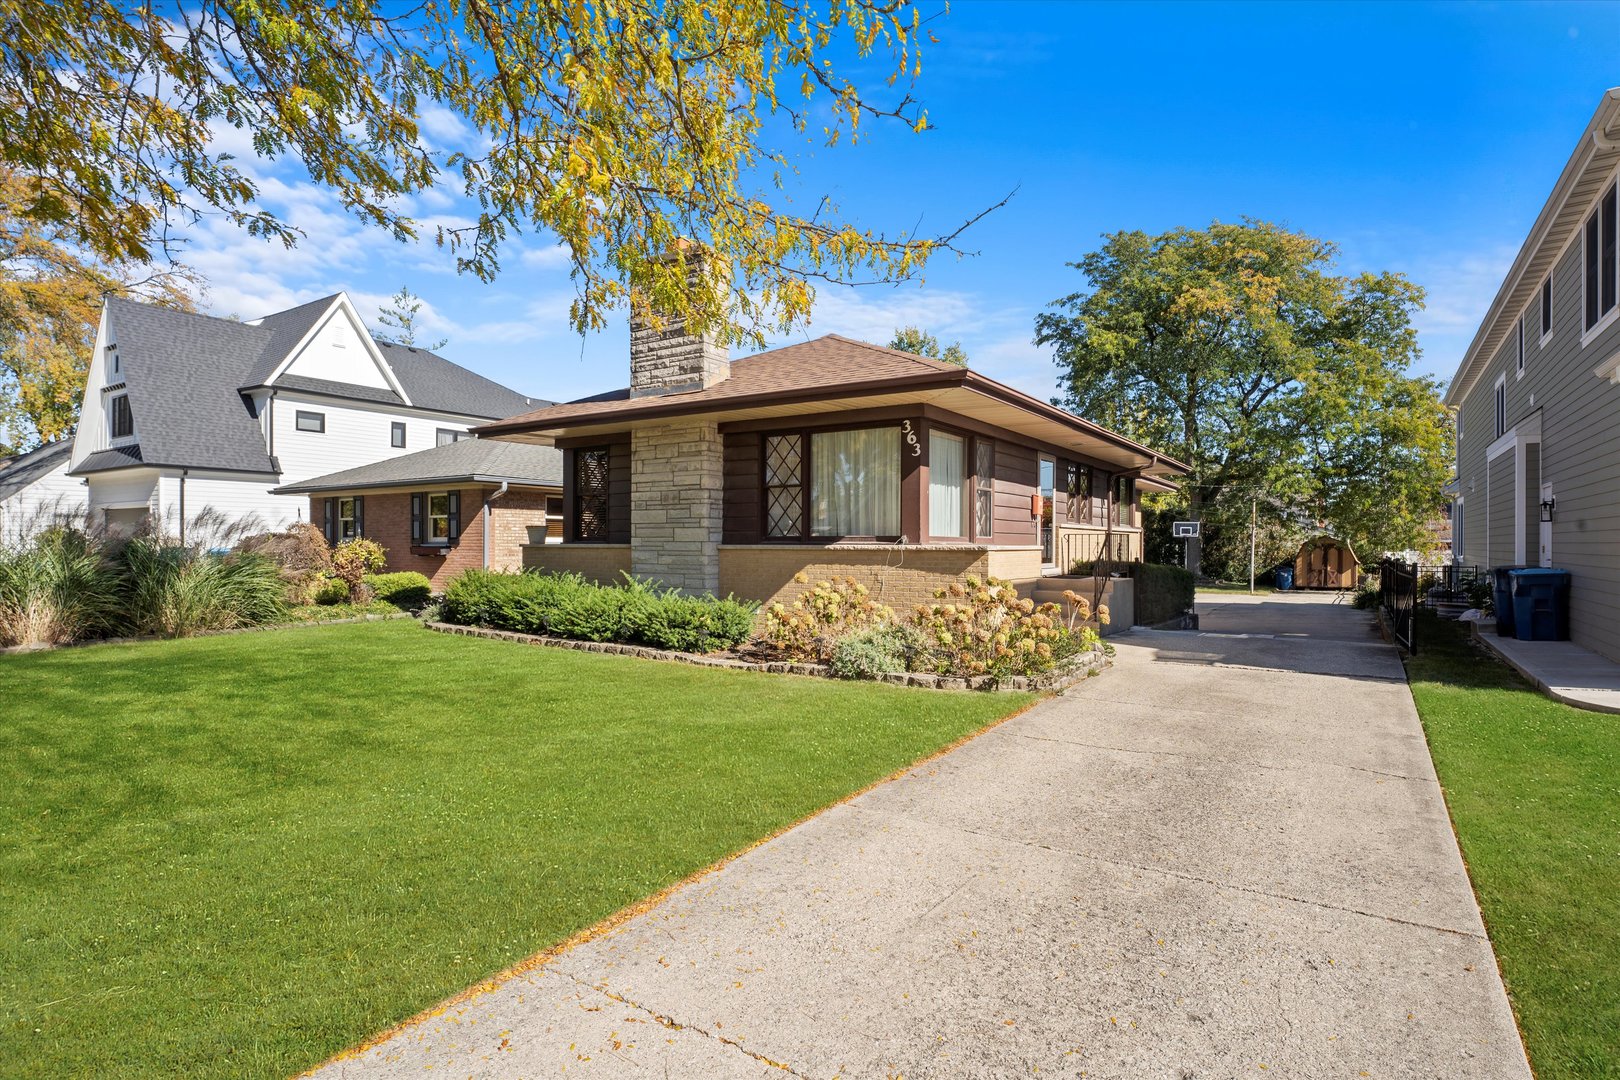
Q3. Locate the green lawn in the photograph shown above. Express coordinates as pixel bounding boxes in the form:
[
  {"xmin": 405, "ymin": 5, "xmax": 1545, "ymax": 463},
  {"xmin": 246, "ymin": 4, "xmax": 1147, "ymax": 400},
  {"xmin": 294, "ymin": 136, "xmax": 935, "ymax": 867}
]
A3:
[
  {"xmin": 1196, "ymin": 581, "xmax": 1267, "ymax": 595},
  {"xmin": 1405, "ymin": 613, "xmax": 1620, "ymax": 1079},
  {"xmin": 0, "ymin": 622, "xmax": 1030, "ymax": 1079}
]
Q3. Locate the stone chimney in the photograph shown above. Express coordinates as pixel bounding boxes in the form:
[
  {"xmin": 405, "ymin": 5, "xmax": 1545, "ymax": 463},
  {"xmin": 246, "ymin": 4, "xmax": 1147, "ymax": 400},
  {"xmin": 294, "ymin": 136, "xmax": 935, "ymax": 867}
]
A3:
[{"xmin": 629, "ymin": 246, "xmax": 729, "ymax": 398}]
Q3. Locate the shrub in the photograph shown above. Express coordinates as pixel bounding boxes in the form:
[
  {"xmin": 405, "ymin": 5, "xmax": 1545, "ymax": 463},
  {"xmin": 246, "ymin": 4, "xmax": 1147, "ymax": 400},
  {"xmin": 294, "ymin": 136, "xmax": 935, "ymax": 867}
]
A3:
[
  {"xmin": 910, "ymin": 576, "xmax": 1091, "ymax": 679},
  {"xmin": 238, "ymin": 524, "xmax": 332, "ymax": 575},
  {"xmin": 637, "ymin": 590, "xmax": 758, "ymax": 653},
  {"xmin": 1351, "ymin": 579, "xmax": 1381, "ymax": 610},
  {"xmin": 366, "ymin": 571, "xmax": 432, "ymax": 610},
  {"xmin": 828, "ymin": 624, "xmax": 928, "ymax": 680},
  {"xmin": 241, "ymin": 524, "xmax": 335, "ymax": 606},
  {"xmin": 331, "ymin": 538, "xmax": 386, "ymax": 603},
  {"xmin": 313, "ymin": 577, "xmax": 351, "ymax": 605},
  {"xmin": 440, "ymin": 570, "xmax": 756, "ymax": 654},
  {"xmin": 1134, "ymin": 563, "xmax": 1195, "ymax": 626},
  {"xmin": 0, "ymin": 527, "xmax": 120, "ymax": 647},
  {"xmin": 115, "ymin": 538, "xmax": 287, "ymax": 637},
  {"xmin": 760, "ymin": 575, "xmax": 895, "ymax": 662}
]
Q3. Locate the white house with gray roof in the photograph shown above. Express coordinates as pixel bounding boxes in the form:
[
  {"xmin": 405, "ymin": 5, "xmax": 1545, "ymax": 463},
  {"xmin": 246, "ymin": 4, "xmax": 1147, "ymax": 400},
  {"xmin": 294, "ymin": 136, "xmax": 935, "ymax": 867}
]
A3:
[
  {"xmin": 1447, "ymin": 87, "xmax": 1620, "ymax": 662},
  {"xmin": 0, "ymin": 440, "xmax": 84, "ymax": 540},
  {"xmin": 67, "ymin": 292, "xmax": 549, "ymax": 537}
]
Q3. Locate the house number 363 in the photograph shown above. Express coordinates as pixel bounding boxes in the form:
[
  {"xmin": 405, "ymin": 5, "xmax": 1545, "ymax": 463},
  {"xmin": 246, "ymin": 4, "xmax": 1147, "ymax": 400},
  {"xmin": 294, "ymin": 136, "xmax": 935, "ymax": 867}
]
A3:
[{"xmin": 900, "ymin": 420, "xmax": 923, "ymax": 457}]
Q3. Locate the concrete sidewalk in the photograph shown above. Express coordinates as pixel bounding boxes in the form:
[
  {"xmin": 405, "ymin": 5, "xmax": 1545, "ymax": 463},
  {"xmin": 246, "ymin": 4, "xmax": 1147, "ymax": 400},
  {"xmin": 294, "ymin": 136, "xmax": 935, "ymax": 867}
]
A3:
[
  {"xmin": 310, "ymin": 593, "xmax": 1529, "ymax": 1079},
  {"xmin": 1475, "ymin": 622, "xmax": 1620, "ymax": 713}
]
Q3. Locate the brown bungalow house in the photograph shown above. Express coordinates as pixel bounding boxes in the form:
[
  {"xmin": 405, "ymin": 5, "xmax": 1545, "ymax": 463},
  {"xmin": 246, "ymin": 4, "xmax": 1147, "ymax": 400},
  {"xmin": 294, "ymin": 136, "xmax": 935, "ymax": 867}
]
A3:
[
  {"xmin": 476, "ymin": 305, "xmax": 1187, "ymax": 622},
  {"xmin": 274, "ymin": 438, "xmax": 563, "ymax": 590}
]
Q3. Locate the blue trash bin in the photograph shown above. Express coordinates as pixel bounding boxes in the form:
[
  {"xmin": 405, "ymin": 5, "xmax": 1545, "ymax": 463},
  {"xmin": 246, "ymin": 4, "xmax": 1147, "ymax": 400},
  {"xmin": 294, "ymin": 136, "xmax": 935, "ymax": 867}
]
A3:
[
  {"xmin": 1275, "ymin": 565, "xmax": 1294, "ymax": 591},
  {"xmin": 1509, "ymin": 568, "xmax": 1572, "ymax": 641},
  {"xmin": 1492, "ymin": 566, "xmax": 1524, "ymax": 637}
]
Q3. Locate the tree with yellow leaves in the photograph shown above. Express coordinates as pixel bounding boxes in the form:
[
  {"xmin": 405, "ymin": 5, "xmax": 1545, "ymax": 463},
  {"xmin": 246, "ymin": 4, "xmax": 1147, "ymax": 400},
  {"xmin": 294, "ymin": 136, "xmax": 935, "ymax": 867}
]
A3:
[
  {"xmin": 0, "ymin": 169, "xmax": 194, "ymax": 452},
  {"xmin": 0, "ymin": 0, "xmax": 996, "ymax": 349}
]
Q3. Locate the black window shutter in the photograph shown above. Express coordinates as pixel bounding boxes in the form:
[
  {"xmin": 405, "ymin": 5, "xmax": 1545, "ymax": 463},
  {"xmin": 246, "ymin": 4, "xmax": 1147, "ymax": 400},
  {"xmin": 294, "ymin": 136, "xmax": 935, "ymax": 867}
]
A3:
[
  {"xmin": 354, "ymin": 496, "xmax": 365, "ymax": 537},
  {"xmin": 323, "ymin": 498, "xmax": 336, "ymax": 545},
  {"xmin": 447, "ymin": 491, "xmax": 461, "ymax": 540},
  {"xmin": 411, "ymin": 493, "xmax": 422, "ymax": 544}
]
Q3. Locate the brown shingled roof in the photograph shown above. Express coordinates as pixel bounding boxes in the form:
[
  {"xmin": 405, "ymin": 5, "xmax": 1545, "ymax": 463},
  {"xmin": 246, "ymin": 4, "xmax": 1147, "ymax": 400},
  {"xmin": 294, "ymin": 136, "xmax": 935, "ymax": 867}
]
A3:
[
  {"xmin": 479, "ymin": 333, "xmax": 1190, "ymax": 476},
  {"xmin": 481, "ymin": 334, "xmax": 966, "ymax": 432}
]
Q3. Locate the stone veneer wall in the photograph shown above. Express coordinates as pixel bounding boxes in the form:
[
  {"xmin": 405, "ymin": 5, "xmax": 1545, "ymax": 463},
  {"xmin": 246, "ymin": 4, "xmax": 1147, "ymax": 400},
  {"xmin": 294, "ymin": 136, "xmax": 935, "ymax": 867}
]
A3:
[
  {"xmin": 631, "ymin": 420, "xmax": 725, "ymax": 594},
  {"xmin": 628, "ymin": 315, "xmax": 729, "ymax": 397},
  {"xmin": 521, "ymin": 543, "xmax": 633, "ymax": 584}
]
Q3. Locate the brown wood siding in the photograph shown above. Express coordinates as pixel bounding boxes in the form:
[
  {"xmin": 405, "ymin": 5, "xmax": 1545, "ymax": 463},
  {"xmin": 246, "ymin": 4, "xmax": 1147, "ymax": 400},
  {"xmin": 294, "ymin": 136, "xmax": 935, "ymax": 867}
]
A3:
[
  {"xmin": 991, "ymin": 438, "xmax": 1039, "ymax": 543},
  {"xmin": 723, "ymin": 432, "xmax": 762, "ymax": 543}
]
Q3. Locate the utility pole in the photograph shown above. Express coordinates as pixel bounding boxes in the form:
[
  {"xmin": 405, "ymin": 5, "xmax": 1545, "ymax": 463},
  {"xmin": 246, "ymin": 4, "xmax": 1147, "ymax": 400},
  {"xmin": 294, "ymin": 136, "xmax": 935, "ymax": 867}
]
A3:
[{"xmin": 1249, "ymin": 497, "xmax": 1257, "ymax": 596}]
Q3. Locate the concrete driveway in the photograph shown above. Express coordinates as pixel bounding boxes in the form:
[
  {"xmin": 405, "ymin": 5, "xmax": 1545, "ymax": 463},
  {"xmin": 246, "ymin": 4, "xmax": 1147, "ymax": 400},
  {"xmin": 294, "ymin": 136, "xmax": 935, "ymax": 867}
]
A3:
[{"xmin": 310, "ymin": 592, "xmax": 1530, "ymax": 1079}]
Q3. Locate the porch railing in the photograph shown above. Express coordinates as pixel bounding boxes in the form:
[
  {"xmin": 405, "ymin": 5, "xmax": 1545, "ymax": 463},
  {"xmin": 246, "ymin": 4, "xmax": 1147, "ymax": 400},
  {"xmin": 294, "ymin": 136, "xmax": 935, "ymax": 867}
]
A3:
[
  {"xmin": 1054, "ymin": 524, "xmax": 1139, "ymax": 571},
  {"xmin": 1379, "ymin": 557, "xmax": 1417, "ymax": 654}
]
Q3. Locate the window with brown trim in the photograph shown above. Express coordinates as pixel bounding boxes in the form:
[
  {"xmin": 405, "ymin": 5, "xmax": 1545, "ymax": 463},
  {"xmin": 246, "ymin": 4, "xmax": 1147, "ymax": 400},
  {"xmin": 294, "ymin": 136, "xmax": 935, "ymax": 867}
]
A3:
[
  {"xmin": 764, "ymin": 434, "xmax": 803, "ymax": 538},
  {"xmin": 1066, "ymin": 462, "xmax": 1092, "ymax": 523},
  {"xmin": 574, "ymin": 447, "xmax": 610, "ymax": 541},
  {"xmin": 1112, "ymin": 475, "xmax": 1134, "ymax": 526},
  {"xmin": 973, "ymin": 439, "xmax": 994, "ymax": 538}
]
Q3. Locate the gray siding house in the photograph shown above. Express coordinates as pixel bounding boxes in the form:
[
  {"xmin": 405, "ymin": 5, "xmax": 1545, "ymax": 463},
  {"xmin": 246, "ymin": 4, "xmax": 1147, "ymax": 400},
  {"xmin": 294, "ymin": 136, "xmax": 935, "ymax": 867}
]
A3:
[{"xmin": 1447, "ymin": 87, "xmax": 1620, "ymax": 661}]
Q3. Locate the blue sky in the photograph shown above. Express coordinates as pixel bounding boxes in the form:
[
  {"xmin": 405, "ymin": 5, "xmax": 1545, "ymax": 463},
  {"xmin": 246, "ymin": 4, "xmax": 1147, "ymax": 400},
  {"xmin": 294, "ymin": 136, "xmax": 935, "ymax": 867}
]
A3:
[{"xmin": 183, "ymin": 1, "xmax": 1620, "ymax": 407}]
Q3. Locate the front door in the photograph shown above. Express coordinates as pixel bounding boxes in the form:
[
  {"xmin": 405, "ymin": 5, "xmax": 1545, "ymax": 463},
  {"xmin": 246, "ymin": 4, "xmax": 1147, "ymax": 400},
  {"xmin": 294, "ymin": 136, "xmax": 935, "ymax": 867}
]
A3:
[
  {"xmin": 1539, "ymin": 482, "xmax": 1553, "ymax": 567},
  {"xmin": 1039, "ymin": 456, "xmax": 1056, "ymax": 568}
]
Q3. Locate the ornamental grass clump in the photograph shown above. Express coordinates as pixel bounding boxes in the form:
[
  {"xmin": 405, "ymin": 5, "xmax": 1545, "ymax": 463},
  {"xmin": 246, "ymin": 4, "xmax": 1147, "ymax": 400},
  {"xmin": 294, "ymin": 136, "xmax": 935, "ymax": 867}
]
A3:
[
  {"xmin": 760, "ymin": 573, "xmax": 896, "ymax": 662},
  {"xmin": 911, "ymin": 576, "xmax": 1096, "ymax": 679},
  {"xmin": 115, "ymin": 537, "xmax": 287, "ymax": 638},
  {"xmin": 0, "ymin": 527, "xmax": 120, "ymax": 647}
]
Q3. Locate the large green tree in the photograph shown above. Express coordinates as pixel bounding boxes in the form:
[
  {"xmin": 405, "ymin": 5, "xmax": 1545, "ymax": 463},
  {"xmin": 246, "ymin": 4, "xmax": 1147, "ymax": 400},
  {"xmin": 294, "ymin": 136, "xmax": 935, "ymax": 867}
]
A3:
[
  {"xmin": 1034, "ymin": 219, "xmax": 1452, "ymax": 573},
  {"xmin": 0, "ymin": 0, "xmax": 992, "ymax": 346},
  {"xmin": 888, "ymin": 325, "xmax": 967, "ymax": 366}
]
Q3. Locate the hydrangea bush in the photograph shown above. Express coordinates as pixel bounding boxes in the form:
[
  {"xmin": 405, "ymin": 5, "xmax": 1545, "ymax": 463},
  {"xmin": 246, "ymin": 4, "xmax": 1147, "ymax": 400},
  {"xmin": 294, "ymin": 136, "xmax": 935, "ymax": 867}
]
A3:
[{"xmin": 760, "ymin": 573, "xmax": 896, "ymax": 662}]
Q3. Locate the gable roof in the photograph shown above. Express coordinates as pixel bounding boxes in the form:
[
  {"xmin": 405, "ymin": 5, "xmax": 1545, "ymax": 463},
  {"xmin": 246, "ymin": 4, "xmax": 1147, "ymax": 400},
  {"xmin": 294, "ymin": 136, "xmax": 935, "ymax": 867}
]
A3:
[
  {"xmin": 1444, "ymin": 87, "xmax": 1620, "ymax": 406},
  {"xmin": 273, "ymin": 437, "xmax": 563, "ymax": 494},
  {"xmin": 72, "ymin": 295, "xmax": 549, "ymax": 476},
  {"xmin": 376, "ymin": 341, "xmax": 548, "ymax": 419},
  {"xmin": 243, "ymin": 294, "xmax": 337, "ymax": 387},
  {"xmin": 74, "ymin": 297, "xmax": 282, "ymax": 476},
  {"xmin": 0, "ymin": 440, "xmax": 73, "ymax": 501},
  {"xmin": 479, "ymin": 334, "xmax": 1189, "ymax": 478}
]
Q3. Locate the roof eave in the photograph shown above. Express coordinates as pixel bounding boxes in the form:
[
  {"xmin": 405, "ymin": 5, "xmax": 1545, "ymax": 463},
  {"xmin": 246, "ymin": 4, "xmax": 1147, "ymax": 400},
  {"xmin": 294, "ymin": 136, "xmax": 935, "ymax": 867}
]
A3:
[
  {"xmin": 274, "ymin": 473, "xmax": 563, "ymax": 495},
  {"xmin": 476, "ymin": 367, "xmax": 1189, "ymax": 477},
  {"xmin": 1444, "ymin": 87, "xmax": 1620, "ymax": 406}
]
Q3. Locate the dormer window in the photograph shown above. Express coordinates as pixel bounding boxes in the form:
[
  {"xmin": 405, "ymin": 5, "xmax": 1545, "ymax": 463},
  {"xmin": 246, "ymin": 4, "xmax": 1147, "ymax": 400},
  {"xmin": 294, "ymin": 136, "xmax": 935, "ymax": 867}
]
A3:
[{"xmin": 110, "ymin": 394, "xmax": 133, "ymax": 438}]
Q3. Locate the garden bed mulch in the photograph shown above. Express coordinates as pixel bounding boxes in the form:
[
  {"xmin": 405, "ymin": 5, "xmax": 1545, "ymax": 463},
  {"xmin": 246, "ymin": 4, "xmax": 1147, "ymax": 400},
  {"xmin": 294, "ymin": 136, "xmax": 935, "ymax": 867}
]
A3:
[{"xmin": 425, "ymin": 620, "xmax": 1107, "ymax": 692}]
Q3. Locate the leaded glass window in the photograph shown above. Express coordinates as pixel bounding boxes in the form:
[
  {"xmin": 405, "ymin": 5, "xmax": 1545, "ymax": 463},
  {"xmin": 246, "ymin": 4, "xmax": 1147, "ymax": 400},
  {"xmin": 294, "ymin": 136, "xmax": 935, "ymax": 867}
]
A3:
[{"xmin": 764, "ymin": 434, "xmax": 803, "ymax": 538}]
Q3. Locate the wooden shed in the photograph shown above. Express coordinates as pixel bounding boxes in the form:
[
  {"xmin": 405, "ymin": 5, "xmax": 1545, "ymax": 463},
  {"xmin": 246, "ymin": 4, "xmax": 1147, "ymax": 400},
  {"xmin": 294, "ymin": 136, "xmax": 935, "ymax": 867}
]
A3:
[{"xmin": 1293, "ymin": 536, "xmax": 1360, "ymax": 590}]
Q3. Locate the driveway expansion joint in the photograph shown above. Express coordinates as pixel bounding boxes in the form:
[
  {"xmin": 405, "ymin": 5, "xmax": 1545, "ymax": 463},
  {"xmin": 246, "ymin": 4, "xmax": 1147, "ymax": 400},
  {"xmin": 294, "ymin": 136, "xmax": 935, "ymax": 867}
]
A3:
[
  {"xmin": 1012, "ymin": 731, "xmax": 1432, "ymax": 783},
  {"xmin": 854, "ymin": 804, "xmax": 1489, "ymax": 942}
]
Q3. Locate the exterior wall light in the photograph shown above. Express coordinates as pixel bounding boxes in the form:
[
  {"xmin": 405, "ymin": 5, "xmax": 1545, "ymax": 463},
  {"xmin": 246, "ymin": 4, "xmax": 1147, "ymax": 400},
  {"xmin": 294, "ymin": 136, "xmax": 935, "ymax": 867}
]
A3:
[{"xmin": 1540, "ymin": 497, "xmax": 1555, "ymax": 523}]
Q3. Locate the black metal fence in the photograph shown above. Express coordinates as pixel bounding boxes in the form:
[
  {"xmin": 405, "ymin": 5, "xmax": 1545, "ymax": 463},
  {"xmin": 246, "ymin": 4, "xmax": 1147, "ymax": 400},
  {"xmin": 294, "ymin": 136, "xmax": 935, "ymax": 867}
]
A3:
[
  {"xmin": 1414, "ymin": 563, "xmax": 1484, "ymax": 596},
  {"xmin": 1379, "ymin": 557, "xmax": 1417, "ymax": 654}
]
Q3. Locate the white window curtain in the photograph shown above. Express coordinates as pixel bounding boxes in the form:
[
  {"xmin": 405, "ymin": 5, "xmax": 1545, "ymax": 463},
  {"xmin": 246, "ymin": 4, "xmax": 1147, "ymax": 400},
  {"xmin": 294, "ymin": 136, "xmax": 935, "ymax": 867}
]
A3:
[
  {"xmin": 812, "ymin": 427, "xmax": 900, "ymax": 537},
  {"xmin": 928, "ymin": 430, "xmax": 965, "ymax": 538}
]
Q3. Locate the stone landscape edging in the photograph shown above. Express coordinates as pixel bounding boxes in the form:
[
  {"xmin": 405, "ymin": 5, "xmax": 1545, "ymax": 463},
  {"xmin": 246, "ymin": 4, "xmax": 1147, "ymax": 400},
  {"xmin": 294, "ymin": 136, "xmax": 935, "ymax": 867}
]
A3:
[{"xmin": 424, "ymin": 620, "xmax": 1106, "ymax": 692}]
